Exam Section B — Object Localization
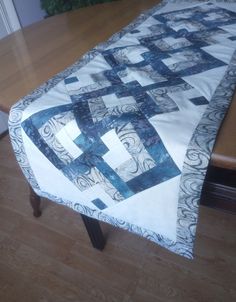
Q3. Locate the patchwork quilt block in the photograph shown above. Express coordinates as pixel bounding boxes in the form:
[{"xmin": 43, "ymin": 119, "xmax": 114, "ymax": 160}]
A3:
[{"xmin": 9, "ymin": 0, "xmax": 236, "ymax": 258}]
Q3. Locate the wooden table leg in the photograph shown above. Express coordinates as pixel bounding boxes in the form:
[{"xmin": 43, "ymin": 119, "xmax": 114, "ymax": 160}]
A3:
[
  {"xmin": 29, "ymin": 186, "xmax": 42, "ymax": 217},
  {"xmin": 81, "ymin": 214, "xmax": 106, "ymax": 251},
  {"xmin": 28, "ymin": 186, "xmax": 105, "ymax": 250}
]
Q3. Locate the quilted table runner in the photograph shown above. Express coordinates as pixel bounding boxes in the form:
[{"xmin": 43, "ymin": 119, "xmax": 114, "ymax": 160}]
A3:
[{"xmin": 9, "ymin": 0, "xmax": 236, "ymax": 258}]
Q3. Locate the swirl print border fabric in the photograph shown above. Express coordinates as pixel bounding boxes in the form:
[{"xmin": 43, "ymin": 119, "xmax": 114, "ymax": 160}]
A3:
[{"xmin": 9, "ymin": 1, "xmax": 236, "ymax": 258}]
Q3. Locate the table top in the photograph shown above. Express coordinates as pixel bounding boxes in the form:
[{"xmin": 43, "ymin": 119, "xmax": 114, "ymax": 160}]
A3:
[{"xmin": 0, "ymin": 0, "xmax": 235, "ymax": 170}]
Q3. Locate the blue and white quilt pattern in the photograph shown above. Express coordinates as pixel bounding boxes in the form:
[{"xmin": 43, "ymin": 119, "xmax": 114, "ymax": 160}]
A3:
[{"xmin": 9, "ymin": 1, "xmax": 236, "ymax": 258}]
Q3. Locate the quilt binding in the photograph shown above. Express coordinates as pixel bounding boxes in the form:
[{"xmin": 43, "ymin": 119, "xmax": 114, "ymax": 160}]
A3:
[{"xmin": 8, "ymin": 0, "xmax": 236, "ymax": 258}]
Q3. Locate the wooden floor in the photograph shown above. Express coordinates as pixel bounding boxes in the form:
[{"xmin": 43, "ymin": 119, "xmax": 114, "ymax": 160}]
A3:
[{"xmin": 0, "ymin": 134, "xmax": 236, "ymax": 302}]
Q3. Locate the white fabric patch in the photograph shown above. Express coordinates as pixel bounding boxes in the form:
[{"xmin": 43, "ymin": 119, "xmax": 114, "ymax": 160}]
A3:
[
  {"xmin": 183, "ymin": 66, "xmax": 228, "ymax": 101},
  {"xmin": 102, "ymin": 94, "xmax": 136, "ymax": 108},
  {"xmin": 125, "ymin": 46, "xmax": 149, "ymax": 64},
  {"xmin": 101, "ymin": 129, "xmax": 132, "ymax": 170},
  {"xmin": 22, "ymin": 81, "xmax": 72, "ymax": 122},
  {"xmin": 63, "ymin": 119, "xmax": 81, "ymax": 141},
  {"xmin": 56, "ymin": 127, "xmax": 83, "ymax": 158},
  {"xmin": 104, "ymin": 176, "xmax": 180, "ymax": 241},
  {"xmin": 202, "ymin": 44, "xmax": 235, "ymax": 64}
]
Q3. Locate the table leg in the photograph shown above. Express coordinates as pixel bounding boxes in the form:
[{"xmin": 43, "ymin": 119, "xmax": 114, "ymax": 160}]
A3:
[
  {"xmin": 81, "ymin": 214, "xmax": 106, "ymax": 251},
  {"xmin": 28, "ymin": 186, "xmax": 105, "ymax": 250},
  {"xmin": 29, "ymin": 186, "xmax": 42, "ymax": 217}
]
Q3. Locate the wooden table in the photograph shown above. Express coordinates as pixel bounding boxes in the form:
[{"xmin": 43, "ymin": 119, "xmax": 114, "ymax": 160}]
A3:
[{"xmin": 0, "ymin": 0, "xmax": 235, "ymax": 210}]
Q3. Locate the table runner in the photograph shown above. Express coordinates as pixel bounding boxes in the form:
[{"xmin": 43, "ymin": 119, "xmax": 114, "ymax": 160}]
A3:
[{"xmin": 9, "ymin": 0, "xmax": 236, "ymax": 258}]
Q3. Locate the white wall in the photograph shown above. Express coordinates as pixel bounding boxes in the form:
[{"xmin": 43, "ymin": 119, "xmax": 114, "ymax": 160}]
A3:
[
  {"xmin": 0, "ymin": 111, "xmax": 8, "ymax": 134},
  {"xmin": 0, "ymin": 15, "xmax": 8, "ymax": 39},
  {"xmin": 13, "ymin": 0, "xmax": 45, "ymax": 27},
  {"xmin": 0, "ymin": 0, "xmax": 22, "ymax": 39}
]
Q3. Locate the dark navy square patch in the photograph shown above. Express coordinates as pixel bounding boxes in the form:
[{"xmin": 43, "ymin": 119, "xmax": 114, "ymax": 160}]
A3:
[
  {"xmin": 65, "ymin": 77, "xmax": 79, "ymax": 85},
  {"xmin": 189, "ymin": 96, "xmax": 209, "ymax": 106}
]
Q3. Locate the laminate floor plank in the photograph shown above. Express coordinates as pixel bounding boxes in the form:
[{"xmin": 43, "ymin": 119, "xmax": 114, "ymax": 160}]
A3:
[
  {"xmin": 1, "ymin": 134, "xmax": 236, "ymax": 302},
  {"xmin": 0, "ymin": 262, "xmax": 68, "ymax": 302},
  {"xmin": 139, "ymin": 252, "xmax": 235, "ymax": 302}
]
